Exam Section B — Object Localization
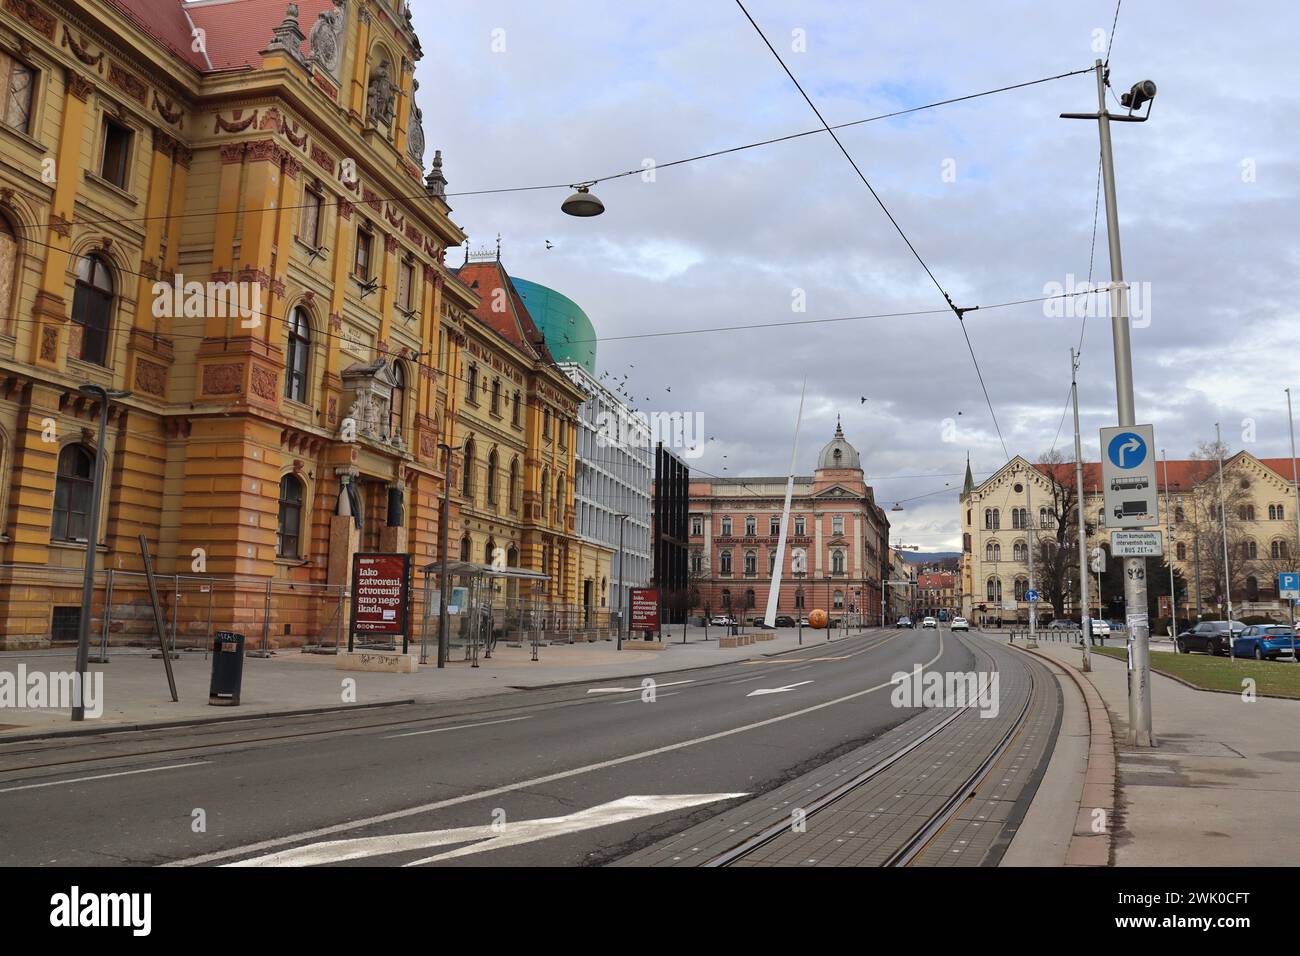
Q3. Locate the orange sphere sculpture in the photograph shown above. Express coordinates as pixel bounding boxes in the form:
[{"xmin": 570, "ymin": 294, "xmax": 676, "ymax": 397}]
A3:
[{"xmin": 808, "ymin": 608, "xmax": 828, "ymax": 629}]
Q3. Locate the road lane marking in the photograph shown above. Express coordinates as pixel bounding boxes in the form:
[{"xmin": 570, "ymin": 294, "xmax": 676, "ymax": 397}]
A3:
[
  {"xmin": 227, "ymin": 794, "xmax": 749, "ymax": 867},
  {"xmin": 0, "ymin": 761, "xmax": 210, "ymax": 795},
  {"xmin": 747, "ymin": 681, "xmax": 814, "ymax": 697},
  {"xmin": 607, "ymin": 692, "xmax": 681, "ymax": 706},
  {"xmin": 586, "ymin": 680, "xmax": 694, "ymax": 694},
  {"xmin": 384, "ymin": 716, "xmax": 533, "ymax": 739},
  {"xmin": 167, "ymin": 633, "xmax": 946, "ymax": 867}
]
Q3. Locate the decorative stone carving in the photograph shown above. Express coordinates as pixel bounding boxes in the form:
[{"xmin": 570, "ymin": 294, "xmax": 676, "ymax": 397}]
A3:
[
  {"xmin": 65, "ymin": 70, "xmax": 93, "ymax": 103},
  {"xmin": 202, "ymin": 363, "xmax": 243, "ymax": 395},
  {"xmin": 134, "ymin": 359, "xmax": 166, "ymax": 396},
  {"xmin": 153, "ymin": 92, "xmax": 182, "ymax": 126},
  {"xmin": 406, "ymin": 80, "xmax": 425, "ymax": 164},
  {"xmin": 425, "ymin": 149, "xmax": 447, "ymax": 201},
  {"xmin": 4, "ymin": 0, "xmax": 54, "ymax": 40},
  {"xmin": 61, "ymin": 26, "xmax": 104, "ymax": 71},
  {"xmin": 39, "ymin": 326, "xmax": 59, "ymax": 361},
  {"xmin": 264, "ymin": 3, "xmax": 308, "ymax": 68},
  {"xmin": 340, "ymin": 359, "xmax": 404, "ymax": 449},
  {"xmin": 309, "ymin": 1, "xmax": 347, "ymax": 80},
  {"xmin": 108, "ymin": 63, "xmax": 146, "ymax": 104},
  {"xmin": 249, "ymin": 365, "xmax": 278, "ymax": 400}
]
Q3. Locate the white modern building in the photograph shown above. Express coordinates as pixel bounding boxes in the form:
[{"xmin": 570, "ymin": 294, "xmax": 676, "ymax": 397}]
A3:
[{"xmin": 559, "ymin": 362, "xmax": 653, "ymax": 614}]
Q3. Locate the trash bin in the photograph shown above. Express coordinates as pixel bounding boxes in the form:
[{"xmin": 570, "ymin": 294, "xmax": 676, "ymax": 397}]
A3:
[{"xmin": 209, "ymin": 631, "xmax": 245, "ymax": 706}]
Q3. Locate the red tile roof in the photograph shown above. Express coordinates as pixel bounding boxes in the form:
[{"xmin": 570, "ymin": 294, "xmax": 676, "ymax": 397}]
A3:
[
  {"xmin": 186, "ymin": 0, "xmax": 337, "ymax": 72},
  {"xmin": 106, "ymin": 0, "xmax": 212, "ymax": 71},
  {"xmin": 1032, "ymin": 456, "xmax": 1300, "ymax": 494},
  {"xmin": 453, "ymin": 260, "xmax": 553, "ymax": 363},
  {"xmin": 918, "ymin": 573, "xmax": 954, "ymax": 589}
]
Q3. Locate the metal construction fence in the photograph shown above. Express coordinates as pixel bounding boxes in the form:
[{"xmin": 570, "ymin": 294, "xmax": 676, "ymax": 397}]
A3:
[{"xmin": 0, "ymin": 563, "xmax": 619, "ymax": 658}]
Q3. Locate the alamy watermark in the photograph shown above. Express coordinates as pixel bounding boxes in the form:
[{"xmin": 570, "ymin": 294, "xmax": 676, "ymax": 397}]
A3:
[
  {"xmin": 151, "ymin": 274, "xmax": 263, "ymax": 328},
  {"xmin": 890, "ymin": 665, "xmax": 1000, "ymax": 719},
  {"xmin": 1043, "ymin": 274, "xmax": 1152, "ymax": 328},
  {"xmin": 0, "ymin": 666, "xmax": 103, "ymax": 718},
  {"xmin": 596, "ymin": 410, "xmax": 704, "ymax": 459}
]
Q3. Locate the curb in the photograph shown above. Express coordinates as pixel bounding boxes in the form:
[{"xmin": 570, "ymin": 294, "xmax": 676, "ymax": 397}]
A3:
[{"xmin": 1011, "ymin": 642, "xmax": 1115, "ymax": 867}]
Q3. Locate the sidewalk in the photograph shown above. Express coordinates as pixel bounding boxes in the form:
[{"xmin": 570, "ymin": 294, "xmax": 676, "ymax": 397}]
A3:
[
  {"xmin": 0, "ymin": 625, "xmax": 865, "ymax": 739},
  {"xmin": 1027, "ymin": 638, "xmax": 1300, "ymax": 866}
]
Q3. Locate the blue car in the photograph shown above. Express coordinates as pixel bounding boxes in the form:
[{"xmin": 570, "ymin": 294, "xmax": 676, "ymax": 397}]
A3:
[{"xmin": 1232, "ymin": 624, "xmax": 1299, "ymax": 661}]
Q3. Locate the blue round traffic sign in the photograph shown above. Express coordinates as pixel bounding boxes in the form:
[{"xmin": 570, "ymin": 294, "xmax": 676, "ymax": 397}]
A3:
[
  {"xmin": 1026, "ymin": 589, "xmax": 1039, "ymax": 602},
  {"xmin": 1107, "ymin": 431, "xmax": 1148, "ymax": 469}
]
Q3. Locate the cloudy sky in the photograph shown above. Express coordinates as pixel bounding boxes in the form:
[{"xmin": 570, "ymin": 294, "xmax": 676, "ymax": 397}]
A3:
[{"xmin": 407, "ymin": 0, "xmax": 1300, "ymax": 550}]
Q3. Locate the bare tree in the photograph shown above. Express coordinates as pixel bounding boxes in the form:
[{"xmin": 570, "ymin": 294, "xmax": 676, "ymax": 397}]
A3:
[
  {"xmin": 1184, "ymin": 439, "xmax": 1251, "ymax": 616},
  {"xmin": 1034, "ymin": 449, "xmax": 1082, "ymax": 619}
]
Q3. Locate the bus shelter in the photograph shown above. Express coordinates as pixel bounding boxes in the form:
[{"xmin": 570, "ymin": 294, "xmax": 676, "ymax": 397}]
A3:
[{"xmin": 418, "ymin": 560, "xmax": 550, "ymax": 665}]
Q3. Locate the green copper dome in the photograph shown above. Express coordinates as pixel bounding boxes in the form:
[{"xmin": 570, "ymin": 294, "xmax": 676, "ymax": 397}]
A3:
[{"xmin": 512, "ymin": 278, "xmax": 597, "ymax": 375}]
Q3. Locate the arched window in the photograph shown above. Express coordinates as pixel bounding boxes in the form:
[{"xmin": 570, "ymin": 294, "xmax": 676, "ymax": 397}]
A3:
[
  {"xmin": 507, "ymin": 545, "xmax": 518, "ymax": 567},
  {"xmin": 461, "ymin": 440, "xmax": 475, "ymax": 498},
  {"xmin": 0, "ymin": 214, "xmax": 16, "ymax": 329},
  {"xmin": 1175, "ymin": 505, "xmax": 1185, "ymax": 523},
  {"xmin": 745, "ymin": 588, "xmax": 756, "ymax": 610},
  {"xmin": 986, "ymin": 577, "xmax": 1002, "ymax": 602},
  {"xmin": 1013, "ymin": 541, "xmax": 1027, "ymax": 563},
  {"xmin": 1176, "ymin": 542, "xmax": 1186, "ymax": 561},
  {"xmin": 1012, "ymin": 508, "xmax": 1025, "ymax": 529},
  {"xmin": 991, "ymin": 509, "xmax": 1000, "ymax": 530},
  {"xmin": 985, "ymin": 541, "xmax": 1001, "ymax": 562},
  {"xmin": 1272, "ymin": 540, "xmax": 1289, "ymax": 560},
  {"xmin": 721, "ymin": 589, "xmax": 731, "ymax": 608},
  {"xmin": 720, "ymin": 550, "xmax": 732, "ymax": 575},
  {"xmin": 71, "ymin": 254, "xmax": 114, "ymax": 365},
  {"xmin": 52, "ymin": 444, "xmax": 95, "ymax": 542},
  {"xmin": 508, "ymin": 458, "xmax": 519, "ymax": 511},
  {"xmin": 963, "ymin": 533, "xmax": 971, "ymax": 553},
  {"xmin": 1278, "ymin": 504, "xmax": 1286, "ymax": 521},
  {"xmin": 277, "ymin": 474, "xmax": 304, "ymax": 558},
  {"xmin": 485, "ymin": 538, "xmax": 496, "ymax": 566},
  {"xmin": 285, "ymin": 307, "xmax": 311, "ymax": 402},
  {"xmin": 744, "ymin": 550, "xmax": 757, "ymax": 576},
  {"xmin": 389, "ymin": 361, "xmax": 406, "ymax": 441},
  {"xmin": 459, "ymin": 535, "xmax": 471, "ymax": 561},
  {"xmin": 1014, "ymin": 578, "xmax": 1028, "ymax": 601},
  {"xmin": 795, "ymin": 587, "xmax": 805, "ymax": 609},
  {"xmin": 832, "ymin": 549, "xmax": 845, "ymax": 574},
  {"xmin": 555, "ymin": 474, "xmax": 565, "ymax": 524},
  {"xmin": 541, "ymin": 469, "xmax": 550, "ymax": 519},
  {"xmin": 745, "ymin": 516, "xmax": 756, "ymax": 536},
  {"xmin": 1246, "ymin": 576, "xmax": 1260, "ymax": 602},
  {"xmin": 1243, "ymin": 540, "xmax": 1258, "ymax": 560},
  {"xmin": 1039, "ymin": 507, "xmax": 1054, "ymax": 529},
  {"xmin": 1240, "ymin": 504, "xmax": 1256, "ymax": 521},
  {"xmin": 485, "ymin": 449, "xmax": 498, "ymax": 506}
]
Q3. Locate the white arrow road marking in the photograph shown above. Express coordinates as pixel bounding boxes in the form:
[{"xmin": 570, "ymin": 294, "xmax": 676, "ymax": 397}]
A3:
[
  {"xmin": 166, "ymin": 632, "xmax": 944, "ymax": 867},
  {"xmin": 226, "ymin": 793, "xmax": 747, "ymax": 867},
  {"xmin": 585, "ymin": 679, "xmax": 694, "ymax": 694},
  {"xmin": 747, "ymin": 681, "xmax": 814, "ymax": 697},
  {"xmin": 384, "ymin": 716, "xmax": 532, "ymax": 739}
]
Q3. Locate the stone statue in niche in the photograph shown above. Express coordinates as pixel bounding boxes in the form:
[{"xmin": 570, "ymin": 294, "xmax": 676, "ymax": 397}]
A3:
[
  {"xmin": 309, "ymin": 1, "xmax": 347, "ymax": 80},
  {"xmin": 366, "ymin": 60, "xmax": 397, "ymax": 127}
]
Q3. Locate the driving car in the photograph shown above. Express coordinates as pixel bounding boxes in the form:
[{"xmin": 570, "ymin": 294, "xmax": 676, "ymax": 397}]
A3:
[
  {"xmin": 922, "ymin": 616, "xmax": 938, "ymax": 628},
  {"xmin": 897, "ymin": 616, "xmax": 913, "ymax": 628},
  {"xmin": 1232, "ymin": 624, "xmax": 1298, "ymax": 661},
  {"xmin": 951, "ymin": 617, "xmax": 970, "ymax": 632},
  {"xmin": 1175, "ymin": 620, "xmax": 1247, "ymax": 655}
]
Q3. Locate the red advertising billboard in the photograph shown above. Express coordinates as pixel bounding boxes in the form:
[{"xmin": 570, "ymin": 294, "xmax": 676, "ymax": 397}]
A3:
[
  {"xmin": 350, "ymin": 553, "xmax": 411, "ymax": 647},
  {"xmin": 629, "ymin": 587, "xmax": 659, "ymax": 630}
]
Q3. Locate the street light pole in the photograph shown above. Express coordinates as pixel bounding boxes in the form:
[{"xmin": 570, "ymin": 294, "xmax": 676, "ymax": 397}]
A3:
[
  {"xmin": 1163, "ymin": 447, "xmax": 1177, "ymax": 644},
  {"xmin": 1071, "ymin": 349, "xmax": 1092, "ymax": 671},
  {"xmin": 72, "ymin": 385, "xmax": 129, "ymax": 721},
  {"xmin": 1025, "ymin": 465, "xmax": 1037, "ymax": 645},
  {"xmin": 1215, "ymin": 423, "xmax": 1234, "ymax": 645},
  {"xmin": 436, "ymin": 442, "xmax": 462, "ymax": 669},
  {"xmin": 1062, "ymin": 59, "xmax": 1157, "ymax": 746},
  {"xmin": 615, "ymin": 513, "xmax": 629, "ymax": 650}
]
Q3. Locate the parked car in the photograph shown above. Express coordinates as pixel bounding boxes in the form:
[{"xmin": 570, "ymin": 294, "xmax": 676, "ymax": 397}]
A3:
[
  {"xmin": 1176, "ymin": 620, "xmax": 1247, "ymax": 656},
  {"xmin": 1047, "ymin": 619, "xmax": 1077, "ymax": 630},
  {"xmin": 710, "ymin": 615, "xmax": 735, "ymax": 627},
  {"xmin": 922, "ymin": 616, "xmax": 938, "ymax": 629},
  {"xmin": 897, "ymin": 616, "xmax": 913, "ymax": 629},
  {"xmin": 1088, "ymin": 619, "xmax": 1112, "ymax": 638},
  {"xmin": 798, "ymin": 616, "xmax": 811, "ymax": 627},
  {"xmin": 951, "ymin": 617, "xmax": 970, "ymax": 632},
  {"xmin": 1232, "ymin": 625, "xmax": 1298, "ymax": 661},
  {"xmin": 774, "ymin": 615, "xmax": 797, "ymax": 627}
]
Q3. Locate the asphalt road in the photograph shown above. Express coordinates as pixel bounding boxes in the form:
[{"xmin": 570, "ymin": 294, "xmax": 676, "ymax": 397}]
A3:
[{"xmin": 0, "ymin": 626, "xmax": 976, "ymax": 867}]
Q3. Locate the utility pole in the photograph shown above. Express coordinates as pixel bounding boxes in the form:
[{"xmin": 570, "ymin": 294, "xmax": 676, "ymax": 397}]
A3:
[
  {"xmin": 1062, "ymin": 59, "xmax": 1158, "ymax": 746},
  {"xmin": 72, "ymin": 385, "xmax": 129, "ymax": 721},
  {"xmin": 436, "ymin": 442, "xmax": 462, "ymax": 668},
  {"xmin": 1025, "ymin": 465, "xmax": 1037, "ymax": 645},
  {"xmin": 614, "ymin": 514, "xmax": 629, "ymax": 649},
  {"xmin": 1163, "ymin": 447, "xmax": 1177, "ymax": 643},
  {"xmin": 1071, "ymin": 350, "xmax": 1092, "ymax": 671},
  {"xmin": 1215, "ymin": 423, "xmax": 1234, "ymax": 648},
  {"xmin": 1287, "ymin": 389, "xmax": 1300, "ymax": 658}
]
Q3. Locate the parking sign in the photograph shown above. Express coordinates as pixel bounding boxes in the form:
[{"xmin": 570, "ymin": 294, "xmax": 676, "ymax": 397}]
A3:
[{"xmin": 1280, "ymin": 573, "xmax": 1300, "ymax": 601}]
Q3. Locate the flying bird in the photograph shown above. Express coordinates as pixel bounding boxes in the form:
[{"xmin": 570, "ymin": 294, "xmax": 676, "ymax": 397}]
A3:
[
  {"xmin": 545, "ymin": 240, "xmax": 553, "ymax": 250},
  {"xmin": 861, "ymin": 396, "xmax": 867, "ymax": 403}
]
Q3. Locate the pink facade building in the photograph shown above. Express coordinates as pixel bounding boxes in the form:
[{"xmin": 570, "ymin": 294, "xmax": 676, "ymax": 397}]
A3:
[{"xmin": 687, "ymin": 423, "xmax": 890, "ymax": 622}]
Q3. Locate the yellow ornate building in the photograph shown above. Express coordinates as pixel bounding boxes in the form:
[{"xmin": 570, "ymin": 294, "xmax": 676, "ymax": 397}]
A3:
[{"xmin": 0, "ymin": 0, "xmax": 587, "ymax": 648}]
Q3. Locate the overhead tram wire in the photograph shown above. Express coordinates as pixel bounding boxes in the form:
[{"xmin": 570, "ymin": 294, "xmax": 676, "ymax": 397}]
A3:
[
  {"xmin": 733, "ymin": 0, "xmax": 1011, "ymax": 460},
  {"xmin": 11, "ymin": 68, "xmax": 1096, "ymax": 235}
]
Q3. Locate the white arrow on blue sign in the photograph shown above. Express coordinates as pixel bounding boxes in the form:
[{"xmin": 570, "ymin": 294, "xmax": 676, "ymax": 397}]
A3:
[{"xmin": 1026, "ymin": 589, "xmax": 1039, "ymax": 603}]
